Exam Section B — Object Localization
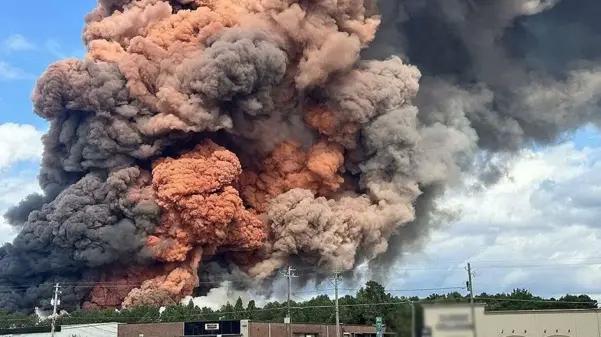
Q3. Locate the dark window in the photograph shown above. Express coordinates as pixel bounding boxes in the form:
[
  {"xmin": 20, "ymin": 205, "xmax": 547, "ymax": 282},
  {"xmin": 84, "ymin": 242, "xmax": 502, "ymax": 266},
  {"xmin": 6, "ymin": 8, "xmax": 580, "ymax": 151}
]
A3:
[{"xmin": 184, "ymin": 320, "xmax": 241, "ymax": 335}]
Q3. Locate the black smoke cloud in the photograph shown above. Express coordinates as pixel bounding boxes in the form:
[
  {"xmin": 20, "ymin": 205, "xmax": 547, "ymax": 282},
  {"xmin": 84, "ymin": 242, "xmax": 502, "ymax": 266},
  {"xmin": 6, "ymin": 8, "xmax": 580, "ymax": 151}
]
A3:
[
  {"xmin": 363, "ymin": 0, "xmax": 601, "ymax": 269},
  {"xmin": 369, "ymin": 0, "xmax": 601, "ymax": 150},
  {"xmin": 0, "ymin": 168, "xmax": 159, "ymax": 311}
]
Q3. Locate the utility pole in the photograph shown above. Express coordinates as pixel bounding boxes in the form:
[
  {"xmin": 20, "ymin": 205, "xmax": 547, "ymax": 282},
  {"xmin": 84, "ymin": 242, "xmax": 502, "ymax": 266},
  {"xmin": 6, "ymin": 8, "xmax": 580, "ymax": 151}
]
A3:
[
  {"xmin": 466, "ymin": 263, "xmax": 477, "ymax": 337},
  {"xmin": 411, "ymin": 301, "xmax": 416, "ymax": 337},
  {"xmin": 50, "ymin": 283, "xmax": 61, "ymax": 337},
  {"xmin": 333, "ymin": 271, "xmax": 341, "ymax": 337},
  {"xmin": 284, "ymin": 266, "xmax": 297, "ymax": 320},
  {"xmin": 281, "ymin": 266, "xmax": 297, "ymax": 337}
]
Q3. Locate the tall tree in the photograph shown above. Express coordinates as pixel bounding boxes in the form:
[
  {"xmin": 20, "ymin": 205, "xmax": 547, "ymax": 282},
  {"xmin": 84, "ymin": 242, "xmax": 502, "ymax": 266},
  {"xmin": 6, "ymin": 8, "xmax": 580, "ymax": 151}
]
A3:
[{"xmin": 233, "ymin": 297, "xmax": 245, "ymax": 319}]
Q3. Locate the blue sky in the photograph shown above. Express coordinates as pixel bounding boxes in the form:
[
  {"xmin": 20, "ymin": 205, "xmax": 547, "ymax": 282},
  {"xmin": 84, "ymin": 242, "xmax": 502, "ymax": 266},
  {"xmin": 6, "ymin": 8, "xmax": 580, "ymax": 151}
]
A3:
[
  {"xmin": 572, "ymin": 124, "xmax": 601, "ymax": 149},
  {"xmin": 0, "ymin": 1, "xmax": 95, "ymax": 127},
  {"xmin": 0, "ymin": 1, "xmax": 600, "ymax": 304},
  {"xmin": 0, "ymin": 0, "xmax": 96, "ymax": 248}
]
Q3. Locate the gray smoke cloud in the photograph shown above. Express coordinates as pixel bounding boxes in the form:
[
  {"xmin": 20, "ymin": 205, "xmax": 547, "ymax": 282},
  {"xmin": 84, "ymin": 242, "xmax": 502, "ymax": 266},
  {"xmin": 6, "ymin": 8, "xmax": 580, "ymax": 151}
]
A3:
[
  {"xmin": 3, "ymin": 168, "xmax": 158, "ymax": 275},
  {"xmin": 322, "ymin": 57, "xmax": 420, "ymax": 148},
  {"xmin": 31, "ymin": 59, "xmax": 164, "ymax": 200},
  {"xmin": 252, "ymin": 60, "xmax": 475, "ymax": 277},
  {"xmin": 369, "ymin": 0, "xmax": 601, "ymax": 150},
  {"xmin": 183, "ymin": 28, "xmax": 288, "ymax": 106},
  {"xmin": 357, "ymin": 0, "xmax": 601, "ymax": 271},
  {"xmin": 2, "ymin": 0, "xmax": 386, "ymax": 311},
  {"xmin": 0, "ymin": 168, "xmax": 159, "ymax": 311}
]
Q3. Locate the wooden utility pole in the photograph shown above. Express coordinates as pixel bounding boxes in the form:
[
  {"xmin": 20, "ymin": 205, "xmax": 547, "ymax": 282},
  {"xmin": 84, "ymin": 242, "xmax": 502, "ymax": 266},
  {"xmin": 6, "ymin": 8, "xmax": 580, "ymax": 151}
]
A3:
[
  {"xmin": 285, "ymin": 266, "xmax": 297, "ymax": 319},
  {"xmin": 411, "ymin": 301, "xmax": 416, "ymax": 337},
  {"xmin": 50, "ymin": 283, "xmax": 61, "ymax": 337},
  {"xmin": 282, "ymin": 266, "xmax": 297, "ymax": 337},
  {"xmin": 467, "ymin": 263, "xmax": 477, "ymax": 337},
  {"xmin": 333, "ymin": 271, "xmax": 341, "ymax": 337}
]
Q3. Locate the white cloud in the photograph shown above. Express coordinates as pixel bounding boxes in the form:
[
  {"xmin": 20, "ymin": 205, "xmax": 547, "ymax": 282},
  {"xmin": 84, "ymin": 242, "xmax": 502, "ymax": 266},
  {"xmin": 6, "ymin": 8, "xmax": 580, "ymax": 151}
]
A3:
[
  {"xmin": 388, "ymin": 139, "xmax": 601, "ymax": 297},
  {"xmin": 0, "ymin": 171, "xmax": 41, "ymax": 244},
  {"xmin": 0, "ymin": 61, "xmax": 34, "ymax": 80},
  {"xmin": 0, "ymin": 123, "xmax": 43, "ymax": 169},
  {"xmin": 0, "ymin": 123, "xmax": 43, "ymax": 244},
  {"xmin": 2, "ymin": 34, "xmax": 35, "ymax": 52}
]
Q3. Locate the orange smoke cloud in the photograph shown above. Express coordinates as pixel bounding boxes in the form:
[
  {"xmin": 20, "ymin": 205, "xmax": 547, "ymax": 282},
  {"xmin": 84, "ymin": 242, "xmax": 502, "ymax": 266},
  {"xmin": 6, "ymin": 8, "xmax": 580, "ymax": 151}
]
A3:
[
  {"xmin": 122, "ymin": 248, "xmax": 204, "ymax": 308},
  {"xmin": 86, "ymin": 139, "xmax": 269, "ymax": 308},
  {"xmin": 149, "ymin": 139, "xmax": 266, "ymax": 262},
  {"xmin": 84, "ymin": 268, "xmax": 154, "ymax": 310},
  {"xmin": 240, "ymin": 140, "xmax": 345, "ymax": 212},
  {"xmin": 305, "ymin": 105, "xmax": 361, "ymax": 149},
  {"xmin": 5, "ymin": 0, "xmax": 434, "ymax": 312}
]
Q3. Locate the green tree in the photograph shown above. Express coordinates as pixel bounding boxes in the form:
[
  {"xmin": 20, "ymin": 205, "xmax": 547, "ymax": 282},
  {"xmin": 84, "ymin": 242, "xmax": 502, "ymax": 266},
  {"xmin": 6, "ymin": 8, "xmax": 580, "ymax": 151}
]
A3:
[
  {"xmin": 220, "ymin": 302, "xmax": 234, "ymax": 320},
  {"xmin": 297, "ymin": 295, "xmax": 333, "ymax": 323},
  {"xmin": 246, "ymin": 300, "xmax": 257, "ymax": 320},
  {"xmin": 558, "ymin": 294, "xmax": 597, "ymax": 309},
  {"xmin": 233, "ymin": 297, "xmax": 245, "ymax": 319},
  {"xmin": 355, "ymin": 281, "xmax": 395, "ymax": 324},
  {"xmin": 0, "ymin": 310, "xmax": 37, "ymax": 330},
  {"xmin": 2, "ymin": 280, "xmax": 598, "ymax": 337}
]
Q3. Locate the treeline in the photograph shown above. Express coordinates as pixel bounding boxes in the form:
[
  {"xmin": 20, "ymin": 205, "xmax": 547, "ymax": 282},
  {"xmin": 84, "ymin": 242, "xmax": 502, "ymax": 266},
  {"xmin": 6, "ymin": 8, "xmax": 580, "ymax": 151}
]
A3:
[{"xmin": 0, "ymin": 281, "xmax": 596, "ymax": 337}]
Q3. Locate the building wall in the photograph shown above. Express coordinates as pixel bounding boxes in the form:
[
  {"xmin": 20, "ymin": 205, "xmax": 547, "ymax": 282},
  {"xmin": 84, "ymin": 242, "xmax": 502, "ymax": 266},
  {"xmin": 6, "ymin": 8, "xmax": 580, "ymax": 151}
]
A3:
[
  {"xmin": 248, "ymin": 322, "xmax": 379, "ymax": 337},
  {"xmin": 114, "ymin": 321, "xmax": 379, "ymax": 337},
  {"xmin": 423, "ymin": 304, "xmax": 601, "ymax": 337},
  {"xmin": 2, "ymin": 323, "xmax": 119, "ymax": 337},
  {"xmin": 117, "ymin": 322, "xmax": 183, "ymax": 337},
  {"xmin": 482, "ymin": 310, "xmax": 600, "ymax": 337},
  {"xmin": 423, "ymin": 304, "xmax": 478, "ymax": 337},
  {"xmin": 250, "ymin": 322, "xmax": 328, "ymax": 337},
  {"xmin": 0, "ymin": 320, "xmax": 379, "ymax": 337}
]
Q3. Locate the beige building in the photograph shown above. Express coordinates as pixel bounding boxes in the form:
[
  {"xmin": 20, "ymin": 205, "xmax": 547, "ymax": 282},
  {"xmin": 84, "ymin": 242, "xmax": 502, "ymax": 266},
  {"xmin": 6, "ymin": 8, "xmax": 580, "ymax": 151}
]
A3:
[{"xmin": 422, "ymin": 303, "xmax": 601, "ymax": 337}]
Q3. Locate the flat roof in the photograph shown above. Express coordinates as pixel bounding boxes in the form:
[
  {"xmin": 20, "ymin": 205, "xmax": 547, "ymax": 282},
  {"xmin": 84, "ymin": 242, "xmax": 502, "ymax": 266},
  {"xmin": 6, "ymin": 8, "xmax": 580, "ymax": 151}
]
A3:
[
  {"xmin": 421, "ymin": 303, "xmax": 487, "ymax": 307},
  {"xmin": 250, "ymin": 321, "xmax": 376, "ymax": 327},
  {"xmin": 420, "ymin": 303, "xmax": 601, "ymax": 314},
  {"xmin": 485, "ymin": 308, "xmax": 601, "ymax": 314}
]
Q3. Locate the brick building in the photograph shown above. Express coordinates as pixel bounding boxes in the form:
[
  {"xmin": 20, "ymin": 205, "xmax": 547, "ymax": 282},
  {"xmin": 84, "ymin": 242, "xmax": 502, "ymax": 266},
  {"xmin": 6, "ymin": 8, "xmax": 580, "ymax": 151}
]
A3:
[{"xmin": 117, "ymin": 320, "xmax": 392, "ymax": 337}]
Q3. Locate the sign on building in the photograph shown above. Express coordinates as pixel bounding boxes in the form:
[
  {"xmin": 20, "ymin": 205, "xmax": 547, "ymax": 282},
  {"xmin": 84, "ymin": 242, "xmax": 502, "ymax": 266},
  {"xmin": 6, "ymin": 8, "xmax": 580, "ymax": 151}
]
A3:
[
  {"xmin": 205, "ymin": 323, "xmax": 220, "ymax": 331},
  {"xmin": 185, "ymin": 321, "xmax": 241, "ymax": 335}
]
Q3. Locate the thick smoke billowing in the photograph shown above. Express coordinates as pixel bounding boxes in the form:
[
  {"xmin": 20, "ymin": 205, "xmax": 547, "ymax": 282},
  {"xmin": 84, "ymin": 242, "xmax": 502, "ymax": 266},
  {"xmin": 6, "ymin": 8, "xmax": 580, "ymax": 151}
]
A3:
[
  {"xmin": 369, "ymin": 0, "xmax": 601, "ymax": 150},
  {"xmin": 361, "ymin": 0, "xmax": 601, "ymax": 273},
  {"xmin": 1, "ymin": 0, "xmax": 599, "ymax": 311}
]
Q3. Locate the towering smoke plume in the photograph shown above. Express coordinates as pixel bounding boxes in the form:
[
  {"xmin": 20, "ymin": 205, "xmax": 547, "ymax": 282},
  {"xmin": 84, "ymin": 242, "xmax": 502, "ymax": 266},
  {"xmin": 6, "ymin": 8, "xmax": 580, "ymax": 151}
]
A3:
[{"xmin": 1, "ymin": 0, "xmax": 600, "ymax": 311}]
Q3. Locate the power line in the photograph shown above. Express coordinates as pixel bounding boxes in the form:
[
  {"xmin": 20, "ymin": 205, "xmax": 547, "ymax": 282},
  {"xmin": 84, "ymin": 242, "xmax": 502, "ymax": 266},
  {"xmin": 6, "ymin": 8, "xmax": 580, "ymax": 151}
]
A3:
[
  {"xmin": 474, "ymin": 262, "xmax": 601, "ymax": 269},
  {"xmin": 270, "ymin": 260, "xmax": 601, "ymax": 274},
  {"xmin": 2, "ymin": 259, "xmax": 600, "ymax": 290},
  {"xmin": 0, "ymin": 302, "xmax": 403, "ymax": 323},
  {"xmin": 465, "ymin": 257, "xmax": 601, "ymax": 264},
  {"xmin": 293, "ymin": 286, "xmax": 466, "ymax": 295}
]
